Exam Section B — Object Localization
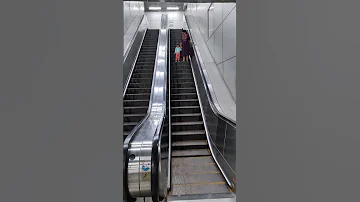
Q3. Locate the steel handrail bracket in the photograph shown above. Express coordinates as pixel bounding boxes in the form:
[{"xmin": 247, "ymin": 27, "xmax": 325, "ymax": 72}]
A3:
[{"xmin": 124, "ymin": 14, "xmax": 169, "ymax": 201}]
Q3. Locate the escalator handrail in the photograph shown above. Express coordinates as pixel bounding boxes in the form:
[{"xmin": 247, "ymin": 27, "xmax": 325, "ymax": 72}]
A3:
[
  {"xmin": 124, "ymin": 17, "xmax": 168, "ymax": 200},
  {"xmin": 184, "ymin": 16, "xmax": 236, "ymax": 128},
  {"xmin": 124, "ymin": 15, "xmax": 145, "ymax": 62},
  {"xmin": 151, "ymin": 16, "xmax": 169, "ymax": 202},
  {"xmin": 123, "ymin": 28, "xmax": 164, "ymax": 201}
]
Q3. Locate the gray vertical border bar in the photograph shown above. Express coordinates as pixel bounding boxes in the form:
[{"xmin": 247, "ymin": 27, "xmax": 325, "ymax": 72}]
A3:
[
  {"xmin": 237, "ymin": 0, "xmax": 360, "ymax": 202},
  {"xmin": 0, "ymin": 0, "xmax": 124, "ymax": 202}
]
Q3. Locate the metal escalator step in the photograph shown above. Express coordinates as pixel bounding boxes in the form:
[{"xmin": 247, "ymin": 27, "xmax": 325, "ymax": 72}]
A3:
[
  {"xmin": 124, "ymin": 106, "xmax": 148, "ymax": 109},
  {"xmin": 171, "ymin": 82, "xmax": 195, "ymax": 88},
  {"xmin": 171, "ymin": 93, "xmax": 197, "ymax": 100},
  {"xmin": 171, "ymin": 140, "xmax": 207, "ymax": 148},
  {"xmin": 131, "ymin": 73, "xmax": 154, "ymax": 78},
  {"xmin": 171, "ymin": 70, "xmax": 192, "ymax": 74},
  {"xmin": 130, "ymin": 78, "xmax": 153, "ymax": 83},
  {"xmin": 172, "ymin": 156, "xmax": 213, "ymax": 165},
  {"xmin": 171, "ymin": 113, "xmax": 201, "ymax": 117},
  {"xmin": 171, "ymin": 66, "xmax": 191, "ymax": 70},
  {"xmin": 172, "ymin": 172, "xmax": 225, "ymax": 185},
  {"xmin": 139, "ymin": 50, "xmax": 157, "ymax": 52},
  {"xmin": 171, "ymin": 113, "xmax": 202, "ymax": 122},
  {"xmin": 137, "ymin": 55, "xmax": 155, "ymax": 58},
  {"xmin": 172, "ymin": 158, "xmax": 219, "ymax": 174},
  {"xmin": 124, "ymin": 122, "xmax": 138, "ymax": 126},
  {"xmin": 124, "ymin": 93, "xmax": 150, "ymax": 100},
  {"xmin": 171, "ymin": 183, "xmax": 229, "ymax": 196},
  {"xmin": 124, "ymin": 113, "xmax": 146, "ymax": 117},
  {"xmin": 123, "ymin": 100, "xmax": 149, "ymax": 107},
  {"xmin": 132, "ymin": 69, "xmax": 154, "ymax": 73},
  {"xmin": 170, "ymin": 99, "xmax": 199, "ymax": 107},
  {"xmin": 136, "ymin": 61, "xmax": 155, "ymax": 63},
  {"xmin": 124, "ymin": 106, "xmax": 148, "ymax": 114},
  {"xmin": 124, "ymin": 122, "xmax": 139, "ymax": 131},
  {"xmin": 171, "ymin": 88, "xmax": 197, "ymax": 94},
  {"xmin": 127, "ymin": 83, "xmax": 151, "ymax": 89},
  {"xmin": 171, "ymin": 121, "xmax": 203, "ymax": 126},
  {"xmin": 171, "ymin": 99, "xmax": 198, "ymax": 102},
  {"xmin": 127, "ymin": 83, "xmax": 152, "ymax": 88},
  {"xmin": 133, "ymin": 66, "xmax": 154, "ymax": 70},
  {"xmin": 126, "ymin": 88, "xmax": 151, "ymax": 94},
  {"xmin": 124, "ymin": 113, "xmax": 146, "ymax": 123},
  {"xmin": 171, "ymin": 130, "xmax": 206, "ymax": 141},
  {"xmin": 172, "ymin": 149, "xmax": 211, "ymax": 157},
  {"xmin": 171, "ymin": 106, "xmax": 201, "ymax": 114},
  {"xmin": 171, "ymin": 72, "xmax": 193, "ymax": 76},
  {"xmin": 171, "ymin": 75, "xmax": 193, "ymax": 79},
  {"xmin": 171, "ymin": 106, "xmax": 199, "ymax": 109}
]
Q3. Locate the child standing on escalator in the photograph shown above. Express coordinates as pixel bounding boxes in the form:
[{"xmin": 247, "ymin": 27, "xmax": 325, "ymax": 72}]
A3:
[{"xmin": 174, "ymin": 43, "xmax": 182, "ymax": 62}]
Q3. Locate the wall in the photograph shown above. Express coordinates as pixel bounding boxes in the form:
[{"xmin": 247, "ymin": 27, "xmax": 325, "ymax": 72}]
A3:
[
  {"xmin": 145, "ymin": 11, "xmax": 184, "ymax": 29},
  {"xmin": 186, "ymin": 3, "xmax": 236, "ymax": 101},
  {"xmin": 123, "ymin": 1, "xmax": 145, "ymax": 52},
  {"xmin": 238, "ymin": 1, "xmax": 360, "ymax": 201},
  {"xmin": 124, "ymin": 1, "xmax": 144, "ymax": 34}
]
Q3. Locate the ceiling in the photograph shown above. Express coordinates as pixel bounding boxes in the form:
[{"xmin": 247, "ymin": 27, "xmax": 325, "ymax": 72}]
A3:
[
  {"xmin": 143, "ymin": 2, "xmax": 187, "ymax": 12},
  {"xmin": 125, "ymin": 0, "xmax": 236, "ymax": 12},
  {"xmin": 140, "ymin": 0, "xmax": 234, "ymax": 2}
]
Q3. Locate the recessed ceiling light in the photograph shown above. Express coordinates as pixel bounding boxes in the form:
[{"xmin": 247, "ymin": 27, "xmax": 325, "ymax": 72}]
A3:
[
  {"xmin": 149, "ymin": 7, "xmax": 161, "ymax": 10},
  {"xmin": 167, "ymin": 7, "xmax": 179, "ymax": 10}
]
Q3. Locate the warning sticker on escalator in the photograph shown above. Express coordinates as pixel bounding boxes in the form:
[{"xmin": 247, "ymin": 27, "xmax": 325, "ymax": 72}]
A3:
[{"xmin": 141, "ymin": 163, "xmax": 151, "ymax": 180}]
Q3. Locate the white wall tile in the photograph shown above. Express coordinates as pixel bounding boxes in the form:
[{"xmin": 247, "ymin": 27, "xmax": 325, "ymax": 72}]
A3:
[
  {"xmin": 222, "ymin": 8, "xmax": 236, "ymax": 61},
  {"xmin": 173, "ymin": 12, "xmax": 183, "ymax": 21},
  {"xmin": 172, "ymin": 21, "xmax": 184, "ymax": 29},
  {"xmin": 146, "ymin": 12, "xmax": 161, "ymax": 21},
  {"xmin": 145, "ymin": 12, "xmax": 183, "ymax": 29},
  {"xmin": 222, "ymin": 3, "xmax": 235, "ymax": 20},
  {"xmin": 222, "ymin": 57, "xmax": 236, "ymax": 100},
  {"xmin": 214, "ymin": 24, "xmax": 223, "ymax": 64},
  {"xmin": 184, "ymin": 2, "xmax": 236, "ymax": 117},
  {"xmin": 206, "ymin": 32, "xmax": 215, "ymax": 60},
  {"xmin": 213, "ymin": 3, "xmax": 223, "ymax": 32},
  {"xmin": 149, "ymin": 21, "xmax": 161, "ymax": 29},
  {"xmin": 124, "ymin": 1, "xmax": 145, "ymax": 52},
  {"xmin": 208, "ymin": 7, "xmax": 215, "ymax": 38},
  {"xmin": 217, "ymin": 63, "xmax": 224, "ymax": 76}
]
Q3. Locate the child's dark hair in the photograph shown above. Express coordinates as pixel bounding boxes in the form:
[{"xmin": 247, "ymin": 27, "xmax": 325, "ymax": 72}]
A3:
[{"xmin": 176, "ymin": 43, "xmax": 179, "ymax": 46}]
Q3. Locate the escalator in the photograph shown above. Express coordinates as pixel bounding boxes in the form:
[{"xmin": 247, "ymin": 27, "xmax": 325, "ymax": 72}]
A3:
[
  {"xmin": 124, "ymin": 29, "xmax": 159, "ymax": 140},
  {"xmin": 168, "ymin": 29, "xmax": 232, "ymax": 199}
]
